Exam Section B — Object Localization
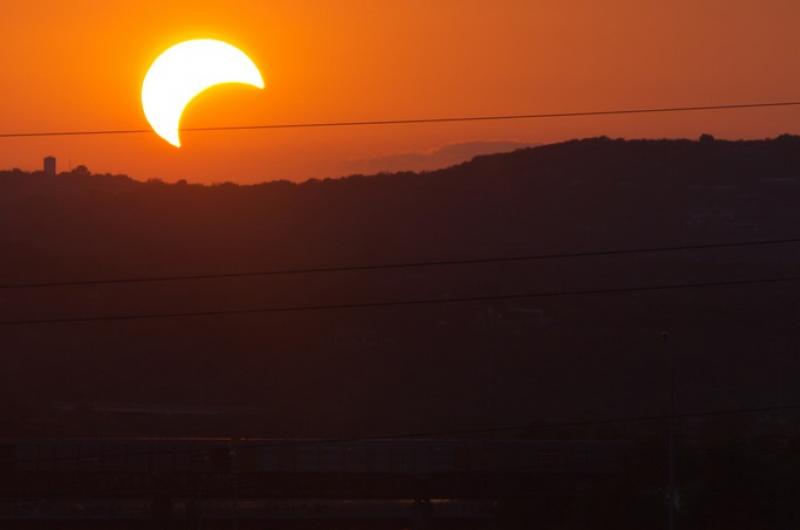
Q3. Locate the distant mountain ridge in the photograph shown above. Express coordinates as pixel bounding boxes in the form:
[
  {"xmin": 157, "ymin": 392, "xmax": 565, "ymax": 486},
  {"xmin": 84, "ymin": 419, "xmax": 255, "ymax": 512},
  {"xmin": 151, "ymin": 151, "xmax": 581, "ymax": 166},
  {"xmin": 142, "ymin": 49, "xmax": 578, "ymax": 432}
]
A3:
[{"xmin": 345, "ymin": 140, "xmax": 538, "ymax": 174}]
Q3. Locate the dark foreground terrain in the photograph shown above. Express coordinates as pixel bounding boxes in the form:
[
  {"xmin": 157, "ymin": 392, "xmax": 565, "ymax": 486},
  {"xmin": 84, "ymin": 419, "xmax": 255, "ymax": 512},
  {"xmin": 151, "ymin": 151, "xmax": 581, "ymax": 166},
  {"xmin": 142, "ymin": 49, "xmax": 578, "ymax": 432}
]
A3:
[
  {"xmin": 3, "ymin": 135, "xmax": 800, "ymax": 437},
  {"xmin": 2, "ymin": 136, "xmax": 800, "ymax": 528}
]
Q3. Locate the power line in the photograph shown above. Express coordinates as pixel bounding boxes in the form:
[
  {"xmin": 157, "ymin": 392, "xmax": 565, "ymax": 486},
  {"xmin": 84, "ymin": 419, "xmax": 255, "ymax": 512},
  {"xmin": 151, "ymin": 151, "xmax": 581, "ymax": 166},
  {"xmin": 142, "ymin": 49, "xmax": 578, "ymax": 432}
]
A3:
[
  {"xmin": 5, "ymin": 236, "xmax": 800, "ymax": 290},
  {"xmin": 3, "ymin": 273, "xmax": 800, "ymax": 327},
  {"xmin": 6, "ymin": 402, "xmax": 800, "ymax": 467},
  {"xmin": 2, "ymin": 101, "xmax": 800, "ymax": 139}
]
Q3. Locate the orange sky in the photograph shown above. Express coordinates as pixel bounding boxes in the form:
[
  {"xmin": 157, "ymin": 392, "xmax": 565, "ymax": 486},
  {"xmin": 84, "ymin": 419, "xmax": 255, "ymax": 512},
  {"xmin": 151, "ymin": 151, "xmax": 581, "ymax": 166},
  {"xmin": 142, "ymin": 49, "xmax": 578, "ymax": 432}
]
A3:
[{"xmin": 1, "ymin": 0, "xmax": 799, "ymax": 184}]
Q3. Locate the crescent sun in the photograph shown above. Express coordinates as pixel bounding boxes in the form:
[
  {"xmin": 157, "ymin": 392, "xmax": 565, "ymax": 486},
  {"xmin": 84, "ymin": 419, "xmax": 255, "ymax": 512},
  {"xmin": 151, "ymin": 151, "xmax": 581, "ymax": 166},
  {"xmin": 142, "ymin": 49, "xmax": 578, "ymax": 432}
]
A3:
[{"xmin": 141, "ymin": 39, "xmax": 265, "ymax": 148}]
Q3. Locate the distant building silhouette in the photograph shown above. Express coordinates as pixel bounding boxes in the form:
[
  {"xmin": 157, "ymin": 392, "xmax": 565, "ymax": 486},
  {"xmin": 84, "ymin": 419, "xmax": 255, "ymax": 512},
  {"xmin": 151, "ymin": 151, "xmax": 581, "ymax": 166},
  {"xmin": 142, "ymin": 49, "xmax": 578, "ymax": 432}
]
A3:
[{"xmin": 43, "ymin": 156, "xmax": 56, "ymax": 176}]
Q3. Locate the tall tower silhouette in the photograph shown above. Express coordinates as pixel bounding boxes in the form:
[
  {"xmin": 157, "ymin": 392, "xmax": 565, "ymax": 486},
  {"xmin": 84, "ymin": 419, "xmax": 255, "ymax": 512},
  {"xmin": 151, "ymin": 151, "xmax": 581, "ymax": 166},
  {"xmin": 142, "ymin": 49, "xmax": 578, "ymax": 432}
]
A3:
[{"xmin": 43, "ymin": 156, "xmax": 56, "ymax": 176}]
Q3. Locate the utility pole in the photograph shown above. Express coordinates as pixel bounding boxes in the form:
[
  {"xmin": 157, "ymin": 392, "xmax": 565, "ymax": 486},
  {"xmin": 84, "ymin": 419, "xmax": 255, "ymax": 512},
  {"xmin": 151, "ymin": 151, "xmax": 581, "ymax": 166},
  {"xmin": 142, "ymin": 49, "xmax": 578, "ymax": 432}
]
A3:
[
  {"xmin": 662, "ymin": 331, "xmax": 676, "ymax": 530},
  {"xmin": 230, "ymin": 439, "xmax": 240, "ymax": 530}
]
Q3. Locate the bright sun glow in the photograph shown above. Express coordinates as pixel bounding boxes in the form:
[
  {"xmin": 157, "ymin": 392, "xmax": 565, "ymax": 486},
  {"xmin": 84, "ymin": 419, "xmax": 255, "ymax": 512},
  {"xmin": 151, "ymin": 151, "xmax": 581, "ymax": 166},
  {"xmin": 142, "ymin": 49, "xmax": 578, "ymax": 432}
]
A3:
[{"xmin": 141, "ymin": 39, "xmax": 264, "ymax": 148}]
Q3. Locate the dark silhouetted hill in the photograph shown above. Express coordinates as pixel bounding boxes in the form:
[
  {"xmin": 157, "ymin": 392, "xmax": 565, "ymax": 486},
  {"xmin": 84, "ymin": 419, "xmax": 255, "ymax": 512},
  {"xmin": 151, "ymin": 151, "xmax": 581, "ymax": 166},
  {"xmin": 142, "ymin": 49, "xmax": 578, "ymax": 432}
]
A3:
[
  {"xmin": 346, "ymin": 140, "xmax": 537, "ymax": 173},
  {"xmin": 3, "ymin": 135, "xmax": 800, "ymax": 438}
]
